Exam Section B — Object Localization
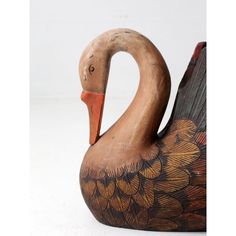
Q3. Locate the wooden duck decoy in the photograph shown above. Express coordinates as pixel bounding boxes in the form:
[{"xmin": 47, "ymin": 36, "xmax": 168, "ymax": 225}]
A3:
[{"xmin": 79, "ymin": 29, "xmax": 206, "ymax": 232}]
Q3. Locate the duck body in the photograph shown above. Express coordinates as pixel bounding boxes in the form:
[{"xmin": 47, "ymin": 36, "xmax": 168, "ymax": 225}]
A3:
[{"xmin": 79, "ymin": 29, "xmax": 206, "ymax": 231}]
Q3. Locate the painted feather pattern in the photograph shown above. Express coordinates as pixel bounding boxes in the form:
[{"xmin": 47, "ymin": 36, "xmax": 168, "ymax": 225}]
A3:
[{"xmin": 80, "ymin": 43, "xmax": 206, "ymax": 231}]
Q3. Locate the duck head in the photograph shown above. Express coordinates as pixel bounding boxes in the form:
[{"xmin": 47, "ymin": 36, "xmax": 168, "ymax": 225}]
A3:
[{"xmin": 79, "ymin": 39, "xmax": 110, "ymax": 145}]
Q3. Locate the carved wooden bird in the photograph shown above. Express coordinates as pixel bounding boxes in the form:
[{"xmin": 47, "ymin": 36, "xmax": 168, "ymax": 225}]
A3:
[{"xmin": 79, "ymin": 29, "xmax": 206, "ymax": 232}]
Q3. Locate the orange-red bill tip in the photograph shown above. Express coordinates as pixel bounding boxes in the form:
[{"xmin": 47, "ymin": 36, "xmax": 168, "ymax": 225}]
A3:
[{"xmin": 81, "ymin": 91, "xmax": 105, "ymax": 145}]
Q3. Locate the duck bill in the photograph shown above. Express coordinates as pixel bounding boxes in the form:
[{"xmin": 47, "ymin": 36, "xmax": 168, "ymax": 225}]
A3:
[{"xmin": 81, "ymin": 91, "xmax": 105, "ymax": 145}]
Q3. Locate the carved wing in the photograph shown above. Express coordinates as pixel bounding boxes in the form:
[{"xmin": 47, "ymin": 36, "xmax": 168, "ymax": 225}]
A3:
[{"xmin": 80, "ymin": 43, "xmax": 206, "ymax": 231}]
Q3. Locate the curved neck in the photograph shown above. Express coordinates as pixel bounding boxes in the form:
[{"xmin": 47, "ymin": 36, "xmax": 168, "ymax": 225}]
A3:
[{"xmin": 86, "ymin": 29, "xmax": 171, "ymax": 146}]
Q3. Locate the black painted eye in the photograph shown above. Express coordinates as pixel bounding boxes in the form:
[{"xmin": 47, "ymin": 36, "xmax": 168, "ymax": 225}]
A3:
[{"xmin": 88, "ymin": 64, "xmax": 95, "ymax": 75}]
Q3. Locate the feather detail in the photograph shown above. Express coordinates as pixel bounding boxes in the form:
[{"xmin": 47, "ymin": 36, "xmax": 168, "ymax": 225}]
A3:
[
  {"xmin": 195, "ymin": 132, "xmax": 206, "ymax": 145},
  {"xmin": 170, "ymin": 120, "xmax": 197, "ymax": 141},
  {"xmin": 171, "ymin": 47, "xmax": 206, "ymax": 127},
  {"xmin": 90, "ymin": 195, "xmax": 108, "ymax": 210},
  {"xmin": 124, "ymin": 207, "xmax": 148, "ymax": 229},
  {"xmin": 105, "ymin": 160, "xmax": 143, "ymax": 178},
  {"xmin": 109, "ymin": 193, "xmax": 130, "ymax": 212},
  {"xmin": 162, "ymin": 132, "xmax": 177, "ymax": 150},
  {"xmin": 116, "ymin": 174, "xmax": 139, "ymax": 195},
  {"xmin": 162, "ymin": 120, "xmax": 197, "ymax": 149},
  {"xmin": 183, "ymin": 186, "xmax": 206, "ymax": 200},
  {"xmin": 97, "ymin": 180, "xmax": 115, "ymax": 199},
  {"xmin": 139, "ymin": 159, "xmax": 162, "ymax": 179},
  {"xmin": 133, "ymin": 180, "xmax": 154, "ymax": 208},
  {"xmin": 80, "ymin": 179, "xmax": 96, "ymax": 198},
  {"xmin": 190, "ymin": 159, "xmax": 206, "ymax": 175},
  {"xmin": 154, "ymin": 167, "xmax": 190, "ymax": 193},
  {"xmin": 154, "ymin": 194, "xmax": 183, "ymax": 218},
  {"xmin": 163, "ymin": 141, "xmax": 200, "ymax": 167},
  {"xmin": 102, "ymin": 208, "xmax": 127, "ymax": 227}
]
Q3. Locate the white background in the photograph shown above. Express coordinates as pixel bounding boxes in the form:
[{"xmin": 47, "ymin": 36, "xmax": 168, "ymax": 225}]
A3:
[{"xmin": 30, "ymin": 1, "xmax": 206, "ymax": 235}]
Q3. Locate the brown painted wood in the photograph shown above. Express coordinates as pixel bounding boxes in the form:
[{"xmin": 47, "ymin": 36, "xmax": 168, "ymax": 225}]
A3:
[{"xmin": 78, "ymin": 28, "xmax": 206, "ymax": 232}]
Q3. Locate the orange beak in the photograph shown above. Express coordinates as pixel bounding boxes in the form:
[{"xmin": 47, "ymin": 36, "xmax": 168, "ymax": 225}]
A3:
[{"xmin": 81, "ymin": 91, "xmax": 105, "ymax": 145}]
